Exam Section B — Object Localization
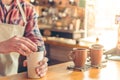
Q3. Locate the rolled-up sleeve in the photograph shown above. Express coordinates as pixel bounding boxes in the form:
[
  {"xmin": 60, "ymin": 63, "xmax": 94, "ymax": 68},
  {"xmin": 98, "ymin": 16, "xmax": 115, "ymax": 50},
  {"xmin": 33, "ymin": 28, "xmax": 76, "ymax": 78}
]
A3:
[{"xmin": 24, "ymin": 5, "xmax": 46, "ymax": 52}]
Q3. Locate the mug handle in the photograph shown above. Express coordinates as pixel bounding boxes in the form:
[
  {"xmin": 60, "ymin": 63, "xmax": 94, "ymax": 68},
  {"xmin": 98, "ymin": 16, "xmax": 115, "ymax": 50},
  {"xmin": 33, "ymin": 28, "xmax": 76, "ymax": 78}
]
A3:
[{"xmin": 68, "ymin": 50, "xmax": 75, "ymax": 60}]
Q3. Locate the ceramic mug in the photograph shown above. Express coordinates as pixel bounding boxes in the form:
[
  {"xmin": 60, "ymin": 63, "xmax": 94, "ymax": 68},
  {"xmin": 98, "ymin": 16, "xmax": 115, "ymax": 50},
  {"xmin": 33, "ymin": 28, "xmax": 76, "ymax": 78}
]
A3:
[
  {"xmin": 69, "ymin": 48, "xmax": 88, "ymax": 68},
  {"xmin": 89, "ymin": 44, "xmax": 104, "ymax": 66}
]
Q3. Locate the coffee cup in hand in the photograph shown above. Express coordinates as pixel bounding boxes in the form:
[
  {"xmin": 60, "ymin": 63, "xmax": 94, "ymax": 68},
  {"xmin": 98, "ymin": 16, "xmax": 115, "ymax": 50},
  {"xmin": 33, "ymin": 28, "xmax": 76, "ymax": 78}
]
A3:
[{"xmin": 27, "ymin": 46, "xmax": 44, "ymax": 78}]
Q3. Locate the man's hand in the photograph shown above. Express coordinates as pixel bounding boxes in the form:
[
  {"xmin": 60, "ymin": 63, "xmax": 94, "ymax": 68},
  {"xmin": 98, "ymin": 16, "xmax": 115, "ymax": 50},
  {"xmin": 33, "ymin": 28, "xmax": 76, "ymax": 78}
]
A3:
[
  {"xmin": 0, "ymin": 36, "xmax": 37, "ymax": 56},
  {"xmin": 23, "ymin": 57, "xmax": 48, "ymax": 77}
]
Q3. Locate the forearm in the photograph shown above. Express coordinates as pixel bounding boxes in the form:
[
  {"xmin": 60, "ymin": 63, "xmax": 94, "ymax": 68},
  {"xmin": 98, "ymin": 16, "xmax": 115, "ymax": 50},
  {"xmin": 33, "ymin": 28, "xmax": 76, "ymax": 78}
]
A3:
[{"xmin": 24, "ymin": 7, "xmax": 46, "ymax": 53}]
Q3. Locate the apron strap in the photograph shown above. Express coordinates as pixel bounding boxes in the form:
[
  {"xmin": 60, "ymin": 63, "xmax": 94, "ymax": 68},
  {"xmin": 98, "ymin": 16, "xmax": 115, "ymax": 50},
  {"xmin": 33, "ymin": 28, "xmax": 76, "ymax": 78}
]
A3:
[{"xmin": 16, "ymin": 0, "xmax": 27, "ymax": 26}]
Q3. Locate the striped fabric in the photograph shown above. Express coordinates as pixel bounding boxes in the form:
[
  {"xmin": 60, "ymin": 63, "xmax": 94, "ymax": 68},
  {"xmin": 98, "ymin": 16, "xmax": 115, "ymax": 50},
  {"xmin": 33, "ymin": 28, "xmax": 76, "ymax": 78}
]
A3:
[{"xmin": 0, "ymin": 0, "xmax": 45, "ymax": 51}]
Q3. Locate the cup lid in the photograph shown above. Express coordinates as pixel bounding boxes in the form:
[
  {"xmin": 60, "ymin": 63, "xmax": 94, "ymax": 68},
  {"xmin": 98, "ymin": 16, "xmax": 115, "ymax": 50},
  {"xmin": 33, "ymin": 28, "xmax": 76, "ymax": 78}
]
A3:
[
  {"xmin": 72, "ymin": 48, "xmax": 87, "ymax": 51},
  {"xmin": 91, "ymin": 44, "xmax": 104, "ymax": 50}
]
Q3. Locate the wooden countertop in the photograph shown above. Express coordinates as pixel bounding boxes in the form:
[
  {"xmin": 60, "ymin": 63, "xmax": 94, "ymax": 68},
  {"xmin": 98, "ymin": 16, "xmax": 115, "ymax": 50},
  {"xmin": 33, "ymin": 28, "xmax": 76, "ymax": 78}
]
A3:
[
  {"xmin": 0, "ymin": 60, "xmax": 120, "ymax": 80},
  {"xmin": 44, "ymin": 39, "xmax": 89, "ymax": 49},
  {"xmin": 43, "ymin": 37, "xmax": 91, "ymax": 49}
]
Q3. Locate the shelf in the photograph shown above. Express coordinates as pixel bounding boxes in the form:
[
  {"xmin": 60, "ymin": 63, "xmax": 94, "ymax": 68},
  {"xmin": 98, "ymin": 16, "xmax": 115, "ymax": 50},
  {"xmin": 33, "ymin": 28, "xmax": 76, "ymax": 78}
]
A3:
[
  {"xmin": 50, "ymin": 28, "xmax": 85, "ymax": 33},
  {"xmin": 40, "ymin": 28, "xmax": 85, "ymax": 39}
]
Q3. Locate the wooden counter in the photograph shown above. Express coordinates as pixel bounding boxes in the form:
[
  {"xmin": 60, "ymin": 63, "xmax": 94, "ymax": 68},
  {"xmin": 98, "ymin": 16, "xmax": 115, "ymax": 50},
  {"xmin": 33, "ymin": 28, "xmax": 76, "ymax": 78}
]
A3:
[
  {"xmin": 44, "ymin": 39, "xmax": 89, "ymax": 49},
  {"xmin": 1, "ymin": 60, "xmax": 120, "ymax": 80}
]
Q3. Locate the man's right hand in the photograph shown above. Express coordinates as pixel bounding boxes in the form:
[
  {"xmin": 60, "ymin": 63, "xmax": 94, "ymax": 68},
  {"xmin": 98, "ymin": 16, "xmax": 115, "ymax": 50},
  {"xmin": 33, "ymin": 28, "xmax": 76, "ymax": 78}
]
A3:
[{"xmin": 0, "ymin": 36, "xmax": 37, "ymax": 56}]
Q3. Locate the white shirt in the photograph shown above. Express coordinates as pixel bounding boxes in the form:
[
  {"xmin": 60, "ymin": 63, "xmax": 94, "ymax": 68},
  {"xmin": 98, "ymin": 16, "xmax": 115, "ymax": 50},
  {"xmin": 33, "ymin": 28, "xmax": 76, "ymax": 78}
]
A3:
[{"xmin": 4, "ymin": 5, "xmax": 11, "ymax": 11}]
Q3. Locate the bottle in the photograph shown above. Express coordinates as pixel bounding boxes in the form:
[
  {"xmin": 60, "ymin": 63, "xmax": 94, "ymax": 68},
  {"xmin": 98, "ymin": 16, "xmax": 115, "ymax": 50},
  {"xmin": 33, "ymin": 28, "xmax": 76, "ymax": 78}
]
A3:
[{"xmin": 96, "ymin": 37, "xmax": 99, "ymax": 44}]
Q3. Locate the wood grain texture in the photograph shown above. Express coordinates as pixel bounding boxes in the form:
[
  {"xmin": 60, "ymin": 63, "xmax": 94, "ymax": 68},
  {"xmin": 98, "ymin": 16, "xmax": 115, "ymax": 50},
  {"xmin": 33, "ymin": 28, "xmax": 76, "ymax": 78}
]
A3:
[{"xmin": 0, "ymin": 60, "xmax": 120, "ymax": 80}]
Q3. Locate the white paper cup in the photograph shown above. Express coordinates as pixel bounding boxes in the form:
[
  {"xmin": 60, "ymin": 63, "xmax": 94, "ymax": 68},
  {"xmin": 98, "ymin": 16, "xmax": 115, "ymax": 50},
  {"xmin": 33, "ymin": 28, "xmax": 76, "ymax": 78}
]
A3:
[{"xmin": 27, "ymin": 51, "xmax": 44, "ymax": 78}]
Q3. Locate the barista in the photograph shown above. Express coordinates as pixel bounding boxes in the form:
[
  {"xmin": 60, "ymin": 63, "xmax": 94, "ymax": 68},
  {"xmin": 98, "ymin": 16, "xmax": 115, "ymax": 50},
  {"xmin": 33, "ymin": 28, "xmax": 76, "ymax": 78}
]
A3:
[{"xmin": 0, "ymin": 0, "xmax": 48, "ymax": 77}]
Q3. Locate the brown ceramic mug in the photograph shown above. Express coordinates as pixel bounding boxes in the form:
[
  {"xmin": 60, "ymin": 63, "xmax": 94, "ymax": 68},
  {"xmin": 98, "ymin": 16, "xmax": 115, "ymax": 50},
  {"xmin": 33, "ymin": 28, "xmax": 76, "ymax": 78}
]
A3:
[
  {"xmin": 69, "ymin": 48, "xmax": 88, "ymax": 68},
  {"xmin": 89, "ymin": 44, "xmax": 104, "ymax": 66}
]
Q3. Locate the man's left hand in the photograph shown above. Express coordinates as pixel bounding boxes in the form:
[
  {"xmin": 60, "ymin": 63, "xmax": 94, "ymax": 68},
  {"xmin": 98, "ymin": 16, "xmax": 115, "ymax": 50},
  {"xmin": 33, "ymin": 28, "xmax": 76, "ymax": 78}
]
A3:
[{"xmin": 23, "ymin": 57, "xmax": 48, "ymax": 77}]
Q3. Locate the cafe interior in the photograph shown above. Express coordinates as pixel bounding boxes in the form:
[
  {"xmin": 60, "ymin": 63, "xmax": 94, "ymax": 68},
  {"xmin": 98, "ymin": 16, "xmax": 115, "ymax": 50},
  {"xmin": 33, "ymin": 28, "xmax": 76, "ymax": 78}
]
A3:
[{"xmin": 1, "ymin": 0, "xmax": 120, "ymax": 80}]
